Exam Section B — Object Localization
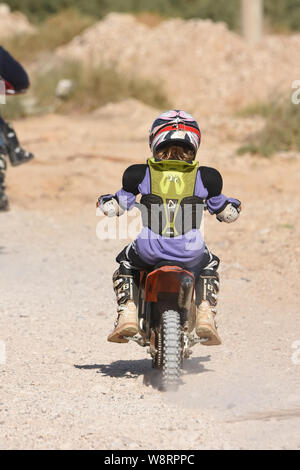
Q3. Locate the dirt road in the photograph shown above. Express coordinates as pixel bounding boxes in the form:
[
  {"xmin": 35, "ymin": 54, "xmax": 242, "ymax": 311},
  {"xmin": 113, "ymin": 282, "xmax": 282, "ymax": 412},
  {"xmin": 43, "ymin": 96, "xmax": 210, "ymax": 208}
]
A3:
[{"xmin": 0, "ymin": 110, "xmax": 299, "ymax": 449}]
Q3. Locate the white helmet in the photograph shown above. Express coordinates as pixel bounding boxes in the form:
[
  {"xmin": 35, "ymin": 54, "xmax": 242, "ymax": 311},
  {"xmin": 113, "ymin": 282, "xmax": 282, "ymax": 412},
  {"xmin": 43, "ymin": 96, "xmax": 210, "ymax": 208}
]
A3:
[{"xmin": 149, "ymin": 110, "xmax": 201, "ymax": 156}]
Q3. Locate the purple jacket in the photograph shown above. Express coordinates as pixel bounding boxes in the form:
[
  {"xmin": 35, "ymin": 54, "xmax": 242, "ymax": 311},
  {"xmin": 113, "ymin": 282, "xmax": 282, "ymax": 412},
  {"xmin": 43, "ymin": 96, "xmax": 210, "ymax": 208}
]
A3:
[{"xmin": 111, "ymin": 163, "xmax": 239, "ymax": 268}]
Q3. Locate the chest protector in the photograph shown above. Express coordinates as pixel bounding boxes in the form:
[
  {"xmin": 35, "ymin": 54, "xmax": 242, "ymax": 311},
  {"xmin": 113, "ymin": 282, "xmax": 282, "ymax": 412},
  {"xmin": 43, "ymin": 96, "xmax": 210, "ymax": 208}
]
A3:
[{"xmin": 140, "ymin": 158, "xmax": 204, "ymax": 237}]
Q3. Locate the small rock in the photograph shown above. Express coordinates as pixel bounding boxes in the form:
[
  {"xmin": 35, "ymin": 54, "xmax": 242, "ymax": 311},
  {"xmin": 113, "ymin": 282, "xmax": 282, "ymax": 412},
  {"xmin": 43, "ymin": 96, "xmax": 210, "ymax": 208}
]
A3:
[{"xmin": 55, "ymin": 79, "xmax": 75, "ymax": 99}]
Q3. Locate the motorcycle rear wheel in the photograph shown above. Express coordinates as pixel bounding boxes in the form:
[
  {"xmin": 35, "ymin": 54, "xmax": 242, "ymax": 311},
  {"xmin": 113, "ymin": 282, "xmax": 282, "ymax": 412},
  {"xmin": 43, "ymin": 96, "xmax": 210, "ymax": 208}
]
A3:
[{"xmin": 161, "ymin": 310, "xmax": 181, "ymax": 391}]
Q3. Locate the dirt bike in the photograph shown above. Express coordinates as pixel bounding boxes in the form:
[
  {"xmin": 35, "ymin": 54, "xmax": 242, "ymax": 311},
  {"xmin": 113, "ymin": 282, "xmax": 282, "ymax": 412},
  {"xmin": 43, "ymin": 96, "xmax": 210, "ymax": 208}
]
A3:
[{"xmin": 123, "ymin": 262, "xmax": 208, "ymax": 390}]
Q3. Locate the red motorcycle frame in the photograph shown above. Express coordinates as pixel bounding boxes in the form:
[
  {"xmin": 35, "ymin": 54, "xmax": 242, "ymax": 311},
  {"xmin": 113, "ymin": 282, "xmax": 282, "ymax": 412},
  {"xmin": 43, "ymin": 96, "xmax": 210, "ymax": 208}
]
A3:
[{"xmin": 124, "ymin": 263, "xmax": 208, "ymax": 390}]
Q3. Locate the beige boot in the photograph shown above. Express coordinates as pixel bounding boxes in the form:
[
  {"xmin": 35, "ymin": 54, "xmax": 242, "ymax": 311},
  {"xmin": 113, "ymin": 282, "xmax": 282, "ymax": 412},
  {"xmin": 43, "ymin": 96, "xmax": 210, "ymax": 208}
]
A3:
[
  {"xmin": 195, "ymin": 271, "xmax": 222, "ymax": 346},
  {"xmin": 107, "ymin": 267, "xmax": 138, "ymax": 343},
  {"xmin": 187, "ymin": 302, "xmax": 196, "ymax": 333},
  {"xmin": 0, "ymin": 154, "xmax": 9, "ymax": 212},
  {"xmin": 107, "ymin": 300, "xmax": 138, "ymax": 343},
  {"xmin": 196, "ymin": 301, "xmax": 221, "ymax": 346}
]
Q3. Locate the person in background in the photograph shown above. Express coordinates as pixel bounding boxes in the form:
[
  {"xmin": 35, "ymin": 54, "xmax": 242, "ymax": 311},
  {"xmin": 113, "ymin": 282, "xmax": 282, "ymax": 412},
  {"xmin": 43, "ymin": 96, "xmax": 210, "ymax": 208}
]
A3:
[{"xmin": 0, "ymin": 46, "xmax": 34, "ymax": 211}]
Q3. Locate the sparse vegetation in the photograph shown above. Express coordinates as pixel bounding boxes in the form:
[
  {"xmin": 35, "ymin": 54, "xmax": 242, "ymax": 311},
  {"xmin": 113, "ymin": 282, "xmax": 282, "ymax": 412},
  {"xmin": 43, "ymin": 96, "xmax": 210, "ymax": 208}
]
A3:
[
  {"xmin": 4, "ymin": 0, "xmax": 300, "ymax": 32},
  {"xmin": 0, "ymin": 95, "xmax": 28, "ymax": 120},
  {"xmin": 1, "ymin": 61, "xmax": 170, "ymax": 118},
  {"xmin": 34, "ymin": 61, "xmax": 170, "ymax": 112},
  {"xmin": 1, "ymin": 9, "xmax": 95, "ymax": 63},
  {"xmin": 264, "ymin": 0, "xmax": 300, "ymax": 32},
  {"xmin": 237, "ymin": 97, "xmax": 300, "ymax": 157}
]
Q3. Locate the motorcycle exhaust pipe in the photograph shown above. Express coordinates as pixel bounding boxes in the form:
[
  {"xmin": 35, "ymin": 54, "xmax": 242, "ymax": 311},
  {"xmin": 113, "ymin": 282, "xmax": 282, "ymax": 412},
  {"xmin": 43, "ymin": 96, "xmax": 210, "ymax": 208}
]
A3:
[{"xmin": 178, "ymin": 275, "xmax": 194, "ymax": 311}]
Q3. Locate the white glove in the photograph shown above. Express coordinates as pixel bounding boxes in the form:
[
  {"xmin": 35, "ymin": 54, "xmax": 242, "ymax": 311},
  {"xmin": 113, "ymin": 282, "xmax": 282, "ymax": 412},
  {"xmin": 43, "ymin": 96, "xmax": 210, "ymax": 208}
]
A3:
[
  {"xmin": 216, "ymin": 202, "xmax": 241, "ymax": 223},
  {"xmin": 97, "ymin": 196, "xmax": 124, "ymax": 217}
]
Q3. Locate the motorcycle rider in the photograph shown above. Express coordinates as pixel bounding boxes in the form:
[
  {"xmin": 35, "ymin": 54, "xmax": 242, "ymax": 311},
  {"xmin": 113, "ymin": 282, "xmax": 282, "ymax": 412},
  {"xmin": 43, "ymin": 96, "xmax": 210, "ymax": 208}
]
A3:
[
  {"xmin": 97, "ymin": 110, "xmax": 241, "ymax": 346},
  {"xmin": 0, "ymin": 46, "xmax": 34, "ymax": 211}
]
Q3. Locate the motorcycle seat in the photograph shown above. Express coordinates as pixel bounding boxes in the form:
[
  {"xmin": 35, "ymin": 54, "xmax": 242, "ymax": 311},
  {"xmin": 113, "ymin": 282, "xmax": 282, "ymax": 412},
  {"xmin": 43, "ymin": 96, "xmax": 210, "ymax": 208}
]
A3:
[{"xmin": 153, "ymin": 260, "xmax": 188, "ymax": 270}]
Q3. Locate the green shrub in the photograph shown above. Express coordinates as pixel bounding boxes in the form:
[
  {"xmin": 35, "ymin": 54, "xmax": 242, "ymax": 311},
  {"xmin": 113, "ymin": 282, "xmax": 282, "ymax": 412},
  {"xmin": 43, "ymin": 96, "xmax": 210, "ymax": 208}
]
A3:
[
  {"xmin": 5, "ymin": 0, "xmax": 300, "ymax": 31},
  {"xmin": 237, "ymin": 97, "xmax": 300, "ymax": 157},
  {"xmin": 4, "ymin": 0, "xmax": 240, "ymax": 28},
  {"xmin": 264, "ymin": 0, "xmax": 300, "ymax": 32},
  {"xmin": 0, "ymin": 95, "xmax": 28, "ymax": 120},
  {"xmin": 1, "ymin": 9, "xmax": 95, "ymax": 63}
]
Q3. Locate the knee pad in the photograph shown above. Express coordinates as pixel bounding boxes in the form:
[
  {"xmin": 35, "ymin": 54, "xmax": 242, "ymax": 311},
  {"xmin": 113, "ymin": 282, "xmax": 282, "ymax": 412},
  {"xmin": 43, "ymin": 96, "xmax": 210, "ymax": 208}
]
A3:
[
  {"xmin": 0, "ymin": 154, "xmax": 6, "ymax": 173},
  {"xmin": 202, "ymin": 252, "xmax": 220, "ymax": 273},
  {"xmin": 196, "ymin": 271, "xmax": 219, "ymax": 309},
  {"xmin": 113, "ymin": 265, "xmax": 139, "ymax": 309},
  {"xmin": 0, "ymin": 155, "xmax": 6, "ymax": 189}
]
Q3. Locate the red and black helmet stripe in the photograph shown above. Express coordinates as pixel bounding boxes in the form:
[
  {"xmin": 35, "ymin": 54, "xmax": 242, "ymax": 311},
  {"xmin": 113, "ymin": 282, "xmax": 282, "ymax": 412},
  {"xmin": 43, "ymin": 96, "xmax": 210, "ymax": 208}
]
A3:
[
  {"xmin": 154, "ymin": 123, "xmax": 200, "ymax": 138},
  {"xmin": 149, "ymin": 110, "xmax": 201, "ymax": 155}
]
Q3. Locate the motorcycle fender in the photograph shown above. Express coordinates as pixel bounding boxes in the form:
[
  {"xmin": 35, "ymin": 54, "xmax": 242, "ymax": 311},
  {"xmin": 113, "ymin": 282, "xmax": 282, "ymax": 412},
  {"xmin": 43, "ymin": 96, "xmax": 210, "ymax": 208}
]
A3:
[{"xmin": 145, "ymin": 266, "xmax": 194, "ymax": 303}]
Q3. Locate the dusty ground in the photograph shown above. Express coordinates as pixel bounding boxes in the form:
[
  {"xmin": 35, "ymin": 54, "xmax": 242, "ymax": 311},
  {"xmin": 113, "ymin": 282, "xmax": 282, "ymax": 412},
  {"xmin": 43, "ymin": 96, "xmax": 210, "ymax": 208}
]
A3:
[{"xmin": 0, "ymin": 108, "xmax": 300, "ymax": 450}]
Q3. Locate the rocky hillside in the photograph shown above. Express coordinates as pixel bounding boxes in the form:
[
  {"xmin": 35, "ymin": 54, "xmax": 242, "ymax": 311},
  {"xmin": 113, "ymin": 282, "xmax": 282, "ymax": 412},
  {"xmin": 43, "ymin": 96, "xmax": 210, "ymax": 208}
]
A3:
[
  {"xmin": 0, "ymin": 3, "xmax": 35, "ymax": 39},
  {"xmin": 57, "ymin": 13, "xmax": 300, "ymax": 115}
]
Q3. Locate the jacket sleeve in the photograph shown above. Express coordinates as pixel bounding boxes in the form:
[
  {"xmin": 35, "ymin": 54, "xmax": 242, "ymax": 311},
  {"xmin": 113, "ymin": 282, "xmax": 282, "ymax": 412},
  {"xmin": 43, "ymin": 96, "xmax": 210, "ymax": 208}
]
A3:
[
  {"xmin": 115, "ymin": 164, "xmax": 147, "ymax": 210},
  {"xmin": 199, "ymin": 166, "xmax": 240, "ymax": 215},
  {"xmin": 0, "ymin": 46, "xmax": 30, "ymax": 91}
]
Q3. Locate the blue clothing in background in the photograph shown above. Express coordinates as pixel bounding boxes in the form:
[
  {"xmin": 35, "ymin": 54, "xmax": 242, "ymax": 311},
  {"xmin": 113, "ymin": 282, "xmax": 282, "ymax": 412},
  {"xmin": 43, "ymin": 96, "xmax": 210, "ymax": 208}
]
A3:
[
  {"xmin": 0, "ymin": 46, "xmax": 30, "ymax": 91},
  {"xmin": 0, "ymin": 116, "xmax": 5, "ymax": 147},
  {"xmin": 0, "ymin": 47, "xmax": 30, "ymax": 149}
]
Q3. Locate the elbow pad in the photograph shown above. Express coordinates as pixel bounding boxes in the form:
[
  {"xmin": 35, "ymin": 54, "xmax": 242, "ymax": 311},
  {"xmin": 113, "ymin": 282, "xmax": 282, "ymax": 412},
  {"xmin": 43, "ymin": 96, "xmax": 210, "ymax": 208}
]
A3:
[
  {"xmin": 216, "ymin": 202, "xmax": 241, "ymax": 223},
  {"xmin": 97, "ymin": 195, "xmax": 124, "ymax": 217}
]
